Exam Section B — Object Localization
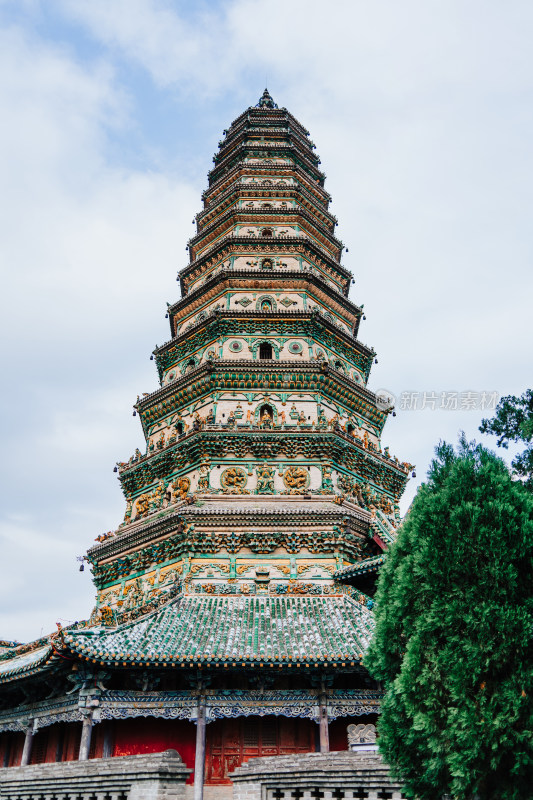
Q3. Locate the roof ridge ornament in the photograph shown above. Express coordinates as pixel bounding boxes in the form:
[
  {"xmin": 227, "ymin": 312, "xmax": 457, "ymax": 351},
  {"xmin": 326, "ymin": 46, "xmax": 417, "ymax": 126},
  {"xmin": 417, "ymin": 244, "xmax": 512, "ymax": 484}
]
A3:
[{"xmin": 256, "ymin": 88, "xmax": 278, "ymax": 109}]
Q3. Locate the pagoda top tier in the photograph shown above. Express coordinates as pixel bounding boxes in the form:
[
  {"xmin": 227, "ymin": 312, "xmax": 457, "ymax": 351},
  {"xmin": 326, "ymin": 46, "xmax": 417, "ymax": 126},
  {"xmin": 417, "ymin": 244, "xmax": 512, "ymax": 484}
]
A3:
[
  {"xmin": 209, "ymin": 107, "xmax": 321, "ymax": 187},
  {"xmin": 256, "ymin": 88, "xmax": 278, "ymax": 109},
  {"xmin": 176, "ymin": 91, "xmax": 353, "ymax": 304}
]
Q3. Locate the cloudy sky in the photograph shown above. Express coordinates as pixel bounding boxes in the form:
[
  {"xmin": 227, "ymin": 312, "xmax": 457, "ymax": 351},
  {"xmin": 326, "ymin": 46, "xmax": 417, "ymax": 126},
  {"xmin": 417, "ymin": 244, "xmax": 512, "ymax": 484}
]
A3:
[{"xmin": 1, "ymin": 0, "xmax": 531, "ymax": 642}]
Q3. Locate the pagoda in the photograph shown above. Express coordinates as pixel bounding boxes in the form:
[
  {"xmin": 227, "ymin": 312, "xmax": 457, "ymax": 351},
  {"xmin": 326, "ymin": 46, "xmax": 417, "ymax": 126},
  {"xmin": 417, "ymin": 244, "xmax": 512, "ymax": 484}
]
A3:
[{"xmin": 0, "ymin": 91, "xmax": 410, "ymax": 797}]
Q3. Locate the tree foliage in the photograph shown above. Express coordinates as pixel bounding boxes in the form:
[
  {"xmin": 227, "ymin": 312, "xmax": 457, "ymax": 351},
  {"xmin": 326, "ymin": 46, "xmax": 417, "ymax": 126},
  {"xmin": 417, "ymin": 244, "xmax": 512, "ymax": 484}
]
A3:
[
  {"xmin": 365, "ymin": 436, "xmax": 533, "ymax": 800},
  {"xmin": 480, "ymin": 389, "xmax": 533, "ymax": 489}
]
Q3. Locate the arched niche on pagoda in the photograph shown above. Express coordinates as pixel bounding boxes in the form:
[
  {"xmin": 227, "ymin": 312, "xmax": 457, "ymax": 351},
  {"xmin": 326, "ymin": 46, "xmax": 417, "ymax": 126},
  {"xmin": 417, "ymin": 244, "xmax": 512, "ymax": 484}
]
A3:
[
  {"xmin": 180, "ymin": 355, "xmax": 199, "ymax": 374},
  {"xmin": 250, "ymin": 339, "xmax": 281, "ymax": 360},
  {"xmin": 255, "ymin": 295, "xmax": 277, "ymax": 312},
  {"xmin": 255, "ymin": 403, "xmax": 278, "ymax": 426}
]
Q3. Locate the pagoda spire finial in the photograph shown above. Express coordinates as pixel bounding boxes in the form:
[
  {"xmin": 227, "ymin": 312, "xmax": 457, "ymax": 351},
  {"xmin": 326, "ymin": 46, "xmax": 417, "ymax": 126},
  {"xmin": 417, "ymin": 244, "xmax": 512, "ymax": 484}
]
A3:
[{"xmin": 256, "ymin": 88, "xmax": 278, "ymax": 109}]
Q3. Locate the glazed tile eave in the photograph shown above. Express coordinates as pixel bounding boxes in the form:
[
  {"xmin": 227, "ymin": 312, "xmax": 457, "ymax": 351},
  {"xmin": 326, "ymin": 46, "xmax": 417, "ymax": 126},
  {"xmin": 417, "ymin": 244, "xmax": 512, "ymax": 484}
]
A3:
[
  {"xmin": 334, "ymin": 555, "xmax": 386, "ymax": 579},
  {"xmin": 178, "ymin": 232, "xmax": 350, "ymax": 281},
  {"xmin": 136, "ymin": 360, "xmax": 380, "ymax": 412},
  {"xmin": 168, "ymin": 271, "xmax": 359, "ymax": 317},
  {"xmin": 63, "ymin": 595, "xmax": 374, "ymax": 667},
  {"xmin": 87, "ymin": 496, "xmax": 372, "ymax": 562},
  {"xmin": 0, "ymin": 645, "xmax": 55, "ymax": 684}
]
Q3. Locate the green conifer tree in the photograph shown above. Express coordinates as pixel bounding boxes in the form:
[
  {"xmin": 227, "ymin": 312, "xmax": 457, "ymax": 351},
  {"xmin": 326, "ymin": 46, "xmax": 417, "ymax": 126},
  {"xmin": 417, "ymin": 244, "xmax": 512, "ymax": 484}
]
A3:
[
  {"xmin": 365, "ymin": 436, "xmax": 533, "ymax": 800},
  {"xmin": 479, "ymin": 389, "xmax": 533, "ymax": 489}
]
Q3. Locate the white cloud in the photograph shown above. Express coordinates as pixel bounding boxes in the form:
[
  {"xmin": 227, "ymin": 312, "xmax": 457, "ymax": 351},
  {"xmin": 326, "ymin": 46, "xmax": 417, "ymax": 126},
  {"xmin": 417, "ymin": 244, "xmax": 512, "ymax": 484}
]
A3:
[{"xmin": 58, "ymin": 0, "xmax": 221, "ymax": 91}]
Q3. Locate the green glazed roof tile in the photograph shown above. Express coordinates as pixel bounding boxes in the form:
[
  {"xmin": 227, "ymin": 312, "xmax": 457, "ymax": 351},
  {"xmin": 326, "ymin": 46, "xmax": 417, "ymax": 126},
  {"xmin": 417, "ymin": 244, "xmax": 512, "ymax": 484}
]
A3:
[
  {"xmin": 0, "ymin": 645, "xmax": 53, "ymax": 684},
  {"xmin": 64, "ymin": 595, "xmax": 373, "ymax": 667}
]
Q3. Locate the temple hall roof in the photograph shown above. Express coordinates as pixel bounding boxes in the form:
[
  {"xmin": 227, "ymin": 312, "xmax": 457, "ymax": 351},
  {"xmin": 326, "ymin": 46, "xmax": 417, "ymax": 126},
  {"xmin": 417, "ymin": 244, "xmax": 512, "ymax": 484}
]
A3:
[
  {"xmin": 0, "ymin": 644, "xmax": 54, "ymax": 685},
  {"xmin": 64, "ymin": 595, "xmax": 374, "ymax": 668}
]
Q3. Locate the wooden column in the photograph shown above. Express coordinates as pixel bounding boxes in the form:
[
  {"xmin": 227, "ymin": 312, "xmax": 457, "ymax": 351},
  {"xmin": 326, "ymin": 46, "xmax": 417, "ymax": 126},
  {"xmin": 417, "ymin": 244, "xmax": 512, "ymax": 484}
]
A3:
[
  {"xmin": 78, "ymin": 711, "xmax": 93, "ymax": 761},
  {"xmin": 20, "ymin": 721, "xmax": 34, "ymax": 766},
  {"xmin": 102, "ymin": 722, "xmax": 113, "ymax": 758},
  {"xmin": 193, "ymin": 697, "xmax": 207, "ymax": 800},
  {"xmin": 54, "ymin": 726, "xmax": 65, "ymax": 763},
  {"xmin": 319, "ymin": 693, "xmax": 329, "ymax": 753},
  {"xmin": 2, "ymin": 734, "xmax": 11, "ymax": 768}
]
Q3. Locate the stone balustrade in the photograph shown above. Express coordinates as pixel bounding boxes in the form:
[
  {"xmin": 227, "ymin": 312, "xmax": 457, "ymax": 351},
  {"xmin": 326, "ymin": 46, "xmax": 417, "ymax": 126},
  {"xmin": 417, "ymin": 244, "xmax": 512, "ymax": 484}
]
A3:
[
  {"xmin": 0, "ymin": 749, "xmax": 191, "ymax": 800},
  {"xmin": 230, "ymin": 751, "xmax": 405, "ymax": 800}
]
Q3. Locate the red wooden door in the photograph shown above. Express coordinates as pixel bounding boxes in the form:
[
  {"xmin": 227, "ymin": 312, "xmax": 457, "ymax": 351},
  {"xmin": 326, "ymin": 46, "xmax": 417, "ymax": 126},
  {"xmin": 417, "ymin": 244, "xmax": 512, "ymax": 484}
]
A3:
[
  {"xmin": 207, "ymin": 718, "xmax": 241, "ymax": 783},
  {"xmin": 205, "ymin": 717, "xmax": 315, "ymax": 784}
]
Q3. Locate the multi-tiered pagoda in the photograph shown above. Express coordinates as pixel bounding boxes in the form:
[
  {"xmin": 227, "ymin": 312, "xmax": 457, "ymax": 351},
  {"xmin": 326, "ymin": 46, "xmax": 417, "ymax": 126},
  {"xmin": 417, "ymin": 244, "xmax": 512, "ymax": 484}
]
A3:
[{"xmin": 0, "ymin": 91, "xmax": 410, "ymax": 796}]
